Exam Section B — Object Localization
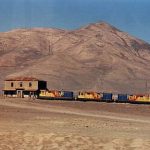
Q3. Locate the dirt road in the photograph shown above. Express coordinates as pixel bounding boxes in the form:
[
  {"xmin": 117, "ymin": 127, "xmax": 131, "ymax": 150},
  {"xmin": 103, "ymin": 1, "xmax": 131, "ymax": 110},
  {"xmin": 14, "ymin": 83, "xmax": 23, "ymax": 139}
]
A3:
[{"xmin": 0, "ymin": 98, "xmax": 150, "ymax": 149}]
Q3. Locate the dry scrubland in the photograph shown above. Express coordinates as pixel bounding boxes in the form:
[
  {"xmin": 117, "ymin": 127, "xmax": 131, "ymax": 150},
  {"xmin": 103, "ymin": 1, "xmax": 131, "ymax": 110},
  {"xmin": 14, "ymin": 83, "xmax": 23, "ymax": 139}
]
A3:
[{"xmin": 0, "ymin": 98, "xmax": 150, "ymax": 149}]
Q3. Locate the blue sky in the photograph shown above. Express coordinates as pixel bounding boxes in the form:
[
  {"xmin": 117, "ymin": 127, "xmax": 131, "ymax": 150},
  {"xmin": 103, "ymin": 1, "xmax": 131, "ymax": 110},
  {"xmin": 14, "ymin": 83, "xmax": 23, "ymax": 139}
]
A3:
[{"xmin": 0, "ymin": 0, "xmax": 150, "ymax": 43}]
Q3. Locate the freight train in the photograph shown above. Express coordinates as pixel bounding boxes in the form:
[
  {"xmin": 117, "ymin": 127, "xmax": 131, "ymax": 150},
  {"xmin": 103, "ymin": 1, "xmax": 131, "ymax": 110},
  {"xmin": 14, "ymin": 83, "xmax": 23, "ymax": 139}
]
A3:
[{"xmin": 38, "ymin": 89, "xmax": 150, "ymax": 104}]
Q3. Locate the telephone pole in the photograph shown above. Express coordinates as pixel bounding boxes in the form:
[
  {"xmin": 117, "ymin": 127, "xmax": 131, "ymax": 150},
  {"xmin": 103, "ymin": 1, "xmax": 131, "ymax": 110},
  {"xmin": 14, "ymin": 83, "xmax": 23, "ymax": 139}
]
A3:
[
  {"xmin": 48, "ymin": 34, "xmax": 53, "ymax": 55},
  {"xmin": 145, "ymin": 80, "xmax": 148, "ymax": 94}
]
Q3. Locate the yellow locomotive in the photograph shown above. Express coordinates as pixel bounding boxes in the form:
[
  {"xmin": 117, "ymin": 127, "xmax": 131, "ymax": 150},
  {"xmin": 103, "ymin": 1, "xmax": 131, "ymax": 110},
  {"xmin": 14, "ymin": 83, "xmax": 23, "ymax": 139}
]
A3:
[
  {"xmin": 39, "ymin": 90, "xmax": 74, "ymax": 100},
  {"xmin": 77, "ymin": 91, "xmax": 102, "ymax": 101},
  {"xmin": 129, "ymin": 95, "xmax": 150, "ymax": 103}
]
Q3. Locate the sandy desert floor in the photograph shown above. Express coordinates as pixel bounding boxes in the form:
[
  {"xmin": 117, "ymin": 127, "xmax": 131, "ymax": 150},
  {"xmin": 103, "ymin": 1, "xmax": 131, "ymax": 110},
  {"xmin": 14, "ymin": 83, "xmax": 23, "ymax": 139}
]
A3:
[{"xmin": 0, "ymin": 98, "xmax": 150, "ymax": 150}]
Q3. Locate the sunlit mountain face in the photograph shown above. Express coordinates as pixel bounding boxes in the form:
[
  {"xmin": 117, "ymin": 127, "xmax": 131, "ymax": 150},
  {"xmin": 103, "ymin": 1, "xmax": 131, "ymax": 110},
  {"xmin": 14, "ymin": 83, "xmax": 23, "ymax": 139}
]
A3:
[{"xmin": 1, "ymin": 22, "xmax": 150, "ymax": 93}]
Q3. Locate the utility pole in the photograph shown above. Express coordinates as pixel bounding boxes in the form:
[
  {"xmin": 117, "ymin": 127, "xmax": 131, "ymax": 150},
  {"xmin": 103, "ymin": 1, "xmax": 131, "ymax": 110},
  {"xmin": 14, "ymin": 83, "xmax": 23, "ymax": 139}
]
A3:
[
  {"xmin": 145, "ymin": 80, "xmax": 148, "ymax": 94},
  {"xmin": 48, "ymin": 34, "xmax": 53, "ymax": 55},
  {"xmin": 49, "ymin": 44, "xmax": 53, "ymax": 55},
  {"xmin": 97, "ymin": 70, "xmax": 105, "ymax": 91}
]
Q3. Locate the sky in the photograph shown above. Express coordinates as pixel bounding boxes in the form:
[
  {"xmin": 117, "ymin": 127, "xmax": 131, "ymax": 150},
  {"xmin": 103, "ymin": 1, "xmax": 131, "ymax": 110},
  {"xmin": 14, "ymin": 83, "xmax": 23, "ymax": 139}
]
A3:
[{"xmin": 0, "ymin": 0, "xmax": 150, "ymax": 43}]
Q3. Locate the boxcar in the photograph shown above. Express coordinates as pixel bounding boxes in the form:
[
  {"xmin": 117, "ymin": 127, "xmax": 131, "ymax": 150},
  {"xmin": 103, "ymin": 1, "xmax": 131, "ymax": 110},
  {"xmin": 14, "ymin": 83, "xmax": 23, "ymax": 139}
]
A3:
[
  {"xmin": 116, "ymin": 94, "xmax": 129, "ymax": 103},
  {"xmin": 102, "ymin": 93, "xmax": 113, "ymax": 102}
]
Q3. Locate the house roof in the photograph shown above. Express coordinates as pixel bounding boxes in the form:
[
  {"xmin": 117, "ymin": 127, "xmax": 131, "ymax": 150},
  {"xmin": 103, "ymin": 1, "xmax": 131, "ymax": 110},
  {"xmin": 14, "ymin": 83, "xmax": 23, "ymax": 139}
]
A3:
[{"xmin": 5, "ymin": 77, "xmax": 40, "ymax": 81}]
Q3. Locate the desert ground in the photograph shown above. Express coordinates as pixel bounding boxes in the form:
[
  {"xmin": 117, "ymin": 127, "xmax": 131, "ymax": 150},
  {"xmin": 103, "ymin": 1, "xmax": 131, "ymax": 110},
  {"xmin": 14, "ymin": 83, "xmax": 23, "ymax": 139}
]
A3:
[{"xmin": 0, "ymin": 98, "xmax": 150, "ymax": 149}]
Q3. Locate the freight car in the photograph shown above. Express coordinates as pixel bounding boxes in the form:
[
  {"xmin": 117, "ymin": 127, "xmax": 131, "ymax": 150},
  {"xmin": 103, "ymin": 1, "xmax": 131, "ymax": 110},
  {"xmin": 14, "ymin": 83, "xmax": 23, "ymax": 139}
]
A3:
[
  {"xmin": 102, "ymin": 93, "xmax": 113, "ymax": 102},
  {"xmin": 116, "ymin": 94, "xmax": 129, "ymax": 103}
]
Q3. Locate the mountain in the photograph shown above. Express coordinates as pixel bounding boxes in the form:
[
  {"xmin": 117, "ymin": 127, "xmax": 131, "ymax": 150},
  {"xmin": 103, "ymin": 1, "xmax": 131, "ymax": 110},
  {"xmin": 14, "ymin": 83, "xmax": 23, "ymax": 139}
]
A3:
[{"xmin": 1, "ymin": 22, "xmax": 150, "ymax": 93}]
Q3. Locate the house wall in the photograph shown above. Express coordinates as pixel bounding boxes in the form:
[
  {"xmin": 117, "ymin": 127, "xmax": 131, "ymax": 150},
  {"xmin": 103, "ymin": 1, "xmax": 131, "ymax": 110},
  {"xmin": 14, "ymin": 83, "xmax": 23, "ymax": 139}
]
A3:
[{"xmin": 4, "ymin": 80, "xmax": 39, "ymax": 91}]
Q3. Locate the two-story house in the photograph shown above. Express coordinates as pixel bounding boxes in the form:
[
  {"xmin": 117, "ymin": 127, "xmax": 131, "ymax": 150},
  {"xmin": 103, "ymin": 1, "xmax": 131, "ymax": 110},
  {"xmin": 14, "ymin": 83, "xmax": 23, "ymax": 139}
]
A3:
[{"xmin": 3, "ymin": 77, "xmax": 47, "ymax": 98}]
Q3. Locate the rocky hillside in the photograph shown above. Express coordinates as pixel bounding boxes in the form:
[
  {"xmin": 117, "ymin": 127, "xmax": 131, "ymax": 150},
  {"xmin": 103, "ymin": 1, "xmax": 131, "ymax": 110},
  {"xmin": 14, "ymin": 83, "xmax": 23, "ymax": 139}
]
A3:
[{"xmin": 1, "ymin": 22, "xmax": 150, "ymax": 93}]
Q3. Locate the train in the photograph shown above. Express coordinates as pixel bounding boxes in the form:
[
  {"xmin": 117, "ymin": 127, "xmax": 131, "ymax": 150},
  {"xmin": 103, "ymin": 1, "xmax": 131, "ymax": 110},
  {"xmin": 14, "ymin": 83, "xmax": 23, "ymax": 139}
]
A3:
[{"xmin": 38, "ymin": 89, "xmax": 150, "ymax": 104}]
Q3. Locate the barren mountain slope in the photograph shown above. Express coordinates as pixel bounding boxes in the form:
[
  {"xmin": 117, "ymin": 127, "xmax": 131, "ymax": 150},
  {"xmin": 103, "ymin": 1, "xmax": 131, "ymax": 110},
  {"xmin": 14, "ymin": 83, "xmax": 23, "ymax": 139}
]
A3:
[
  {"xmin": 1, "ymin": 22, "xmax": 150, "ymax": 93},
  {"xmin": 0, "ymin": 28, "xmax": 67, "ymax": 89}
]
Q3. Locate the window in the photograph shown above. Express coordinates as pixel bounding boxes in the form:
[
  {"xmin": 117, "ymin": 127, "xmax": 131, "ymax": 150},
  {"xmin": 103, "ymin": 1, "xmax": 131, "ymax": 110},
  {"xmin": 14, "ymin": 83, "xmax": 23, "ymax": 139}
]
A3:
[
  {"xmin": 20, "ymin": 82, "xmax": 23, "ymax": 87},
  {"xmin": 29, "ymin": 82, "xmax": 32, "ymax": 87},
  {"xmin": 11, "ymin": 82, "xmax": 14, "ymax": 87}
]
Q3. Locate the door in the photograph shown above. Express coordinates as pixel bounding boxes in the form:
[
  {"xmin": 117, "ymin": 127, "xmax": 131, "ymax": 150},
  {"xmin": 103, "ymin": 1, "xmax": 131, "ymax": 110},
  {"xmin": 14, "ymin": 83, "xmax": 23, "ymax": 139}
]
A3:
[{"xmin": 17, "ymin": 90, "xmax": 24, "ymax": 98}]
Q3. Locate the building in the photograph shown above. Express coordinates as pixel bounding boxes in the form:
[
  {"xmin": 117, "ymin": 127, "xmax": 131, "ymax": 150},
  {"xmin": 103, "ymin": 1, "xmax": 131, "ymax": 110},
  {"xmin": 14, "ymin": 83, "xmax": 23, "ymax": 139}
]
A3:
[{"xmin": 3, "ymin": 77, "xmax": 47, "ymax": 98}]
